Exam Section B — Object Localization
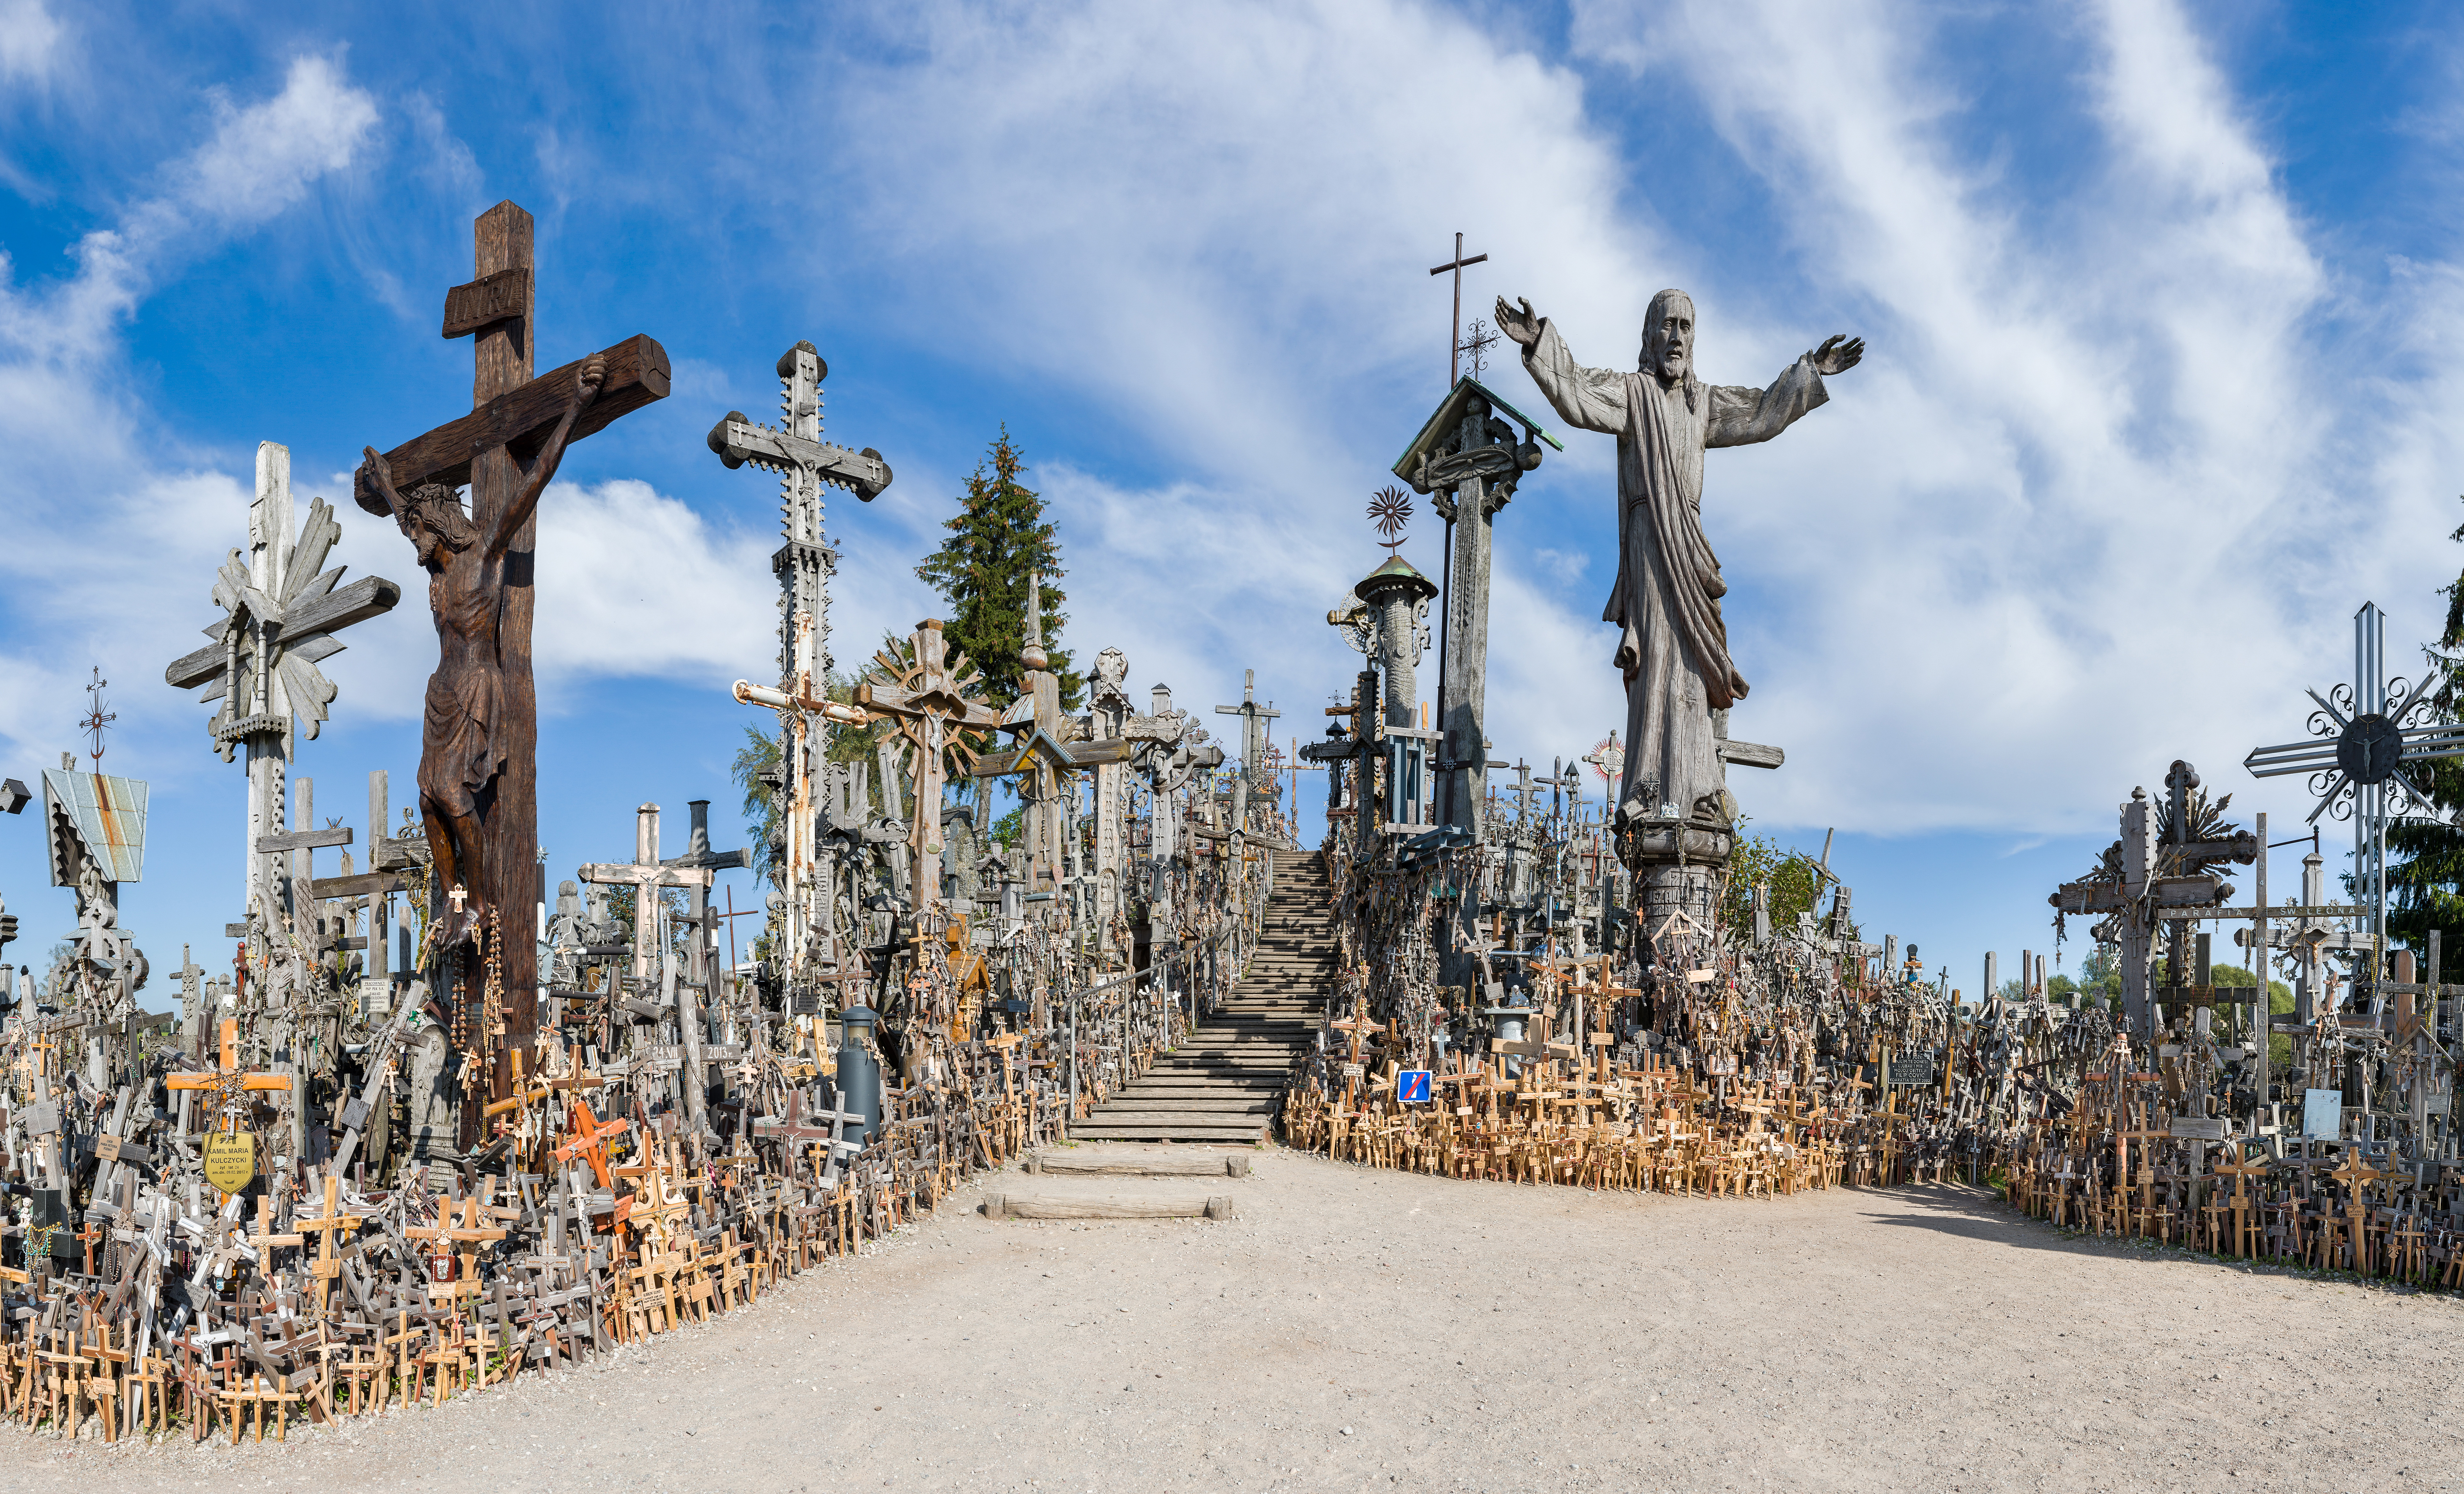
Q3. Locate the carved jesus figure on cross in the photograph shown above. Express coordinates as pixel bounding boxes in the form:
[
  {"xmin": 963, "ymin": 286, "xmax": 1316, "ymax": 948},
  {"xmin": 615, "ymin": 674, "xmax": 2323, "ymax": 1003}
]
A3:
[{"xmin": 359, "ymin": 355, "xmax": 604, "ymax": 928}]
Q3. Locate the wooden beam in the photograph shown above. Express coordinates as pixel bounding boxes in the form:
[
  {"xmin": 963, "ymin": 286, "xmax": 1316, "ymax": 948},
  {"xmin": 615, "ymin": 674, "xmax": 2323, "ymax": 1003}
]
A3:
[
  {"xmin": 352, "ymin": 334, "xmax": 671, "ymax": 511},
  {"xmin": 980, "ymin": 1194, "xmax": 1234, "ymax": 1220},
  {"xmin": 1025, "ymin": 1153, "xmax": 1250, "ymax": 1178},
  {"xmin": 163, "ymin": 576, "xmax": 403, "ymax": 689},
  {"xmin": 255, "ymin": 828, "xmax": 351, "ymax": 854},
  {"xmin": 315, "ymin": 870, "xmax": 404, "ymax": 901}
]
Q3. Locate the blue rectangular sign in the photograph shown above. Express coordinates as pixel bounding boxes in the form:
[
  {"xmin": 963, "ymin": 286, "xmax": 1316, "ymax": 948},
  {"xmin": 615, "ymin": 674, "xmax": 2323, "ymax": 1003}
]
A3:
[{"xmin": 1397, "ymin": 1069, "xmax": 1432, "ymax": 1105}]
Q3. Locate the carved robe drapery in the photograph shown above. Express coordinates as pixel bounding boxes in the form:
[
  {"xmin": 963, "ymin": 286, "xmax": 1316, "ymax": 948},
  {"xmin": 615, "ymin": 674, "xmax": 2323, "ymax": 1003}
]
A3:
[{"xmin": 1520, "ymin": 317, "xmax": 1827, "ymax": 825}]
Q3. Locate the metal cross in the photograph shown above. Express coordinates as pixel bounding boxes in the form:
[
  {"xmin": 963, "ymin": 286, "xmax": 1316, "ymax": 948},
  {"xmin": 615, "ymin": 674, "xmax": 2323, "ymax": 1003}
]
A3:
[
  {"xmin": 2243, "ymin": 601, "xmax": 2464, "ymax": 957},
  {"xmin": 80, "ymin": 668, "xmax": 114, "ymax": 766},
  {"xmin": 1428, "ymin": 232, "xmax": 1488, "ymax": 387}
]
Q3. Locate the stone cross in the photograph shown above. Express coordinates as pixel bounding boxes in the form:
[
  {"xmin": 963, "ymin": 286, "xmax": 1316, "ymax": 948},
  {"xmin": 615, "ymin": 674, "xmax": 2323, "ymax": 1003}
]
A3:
[
  {"xmin": 352, "ymin": 199, "xmax": 673, "ymax": 1100},
  {"xmin": 712, "ymin": 340, "xmax": 892, "ymax": 998},
  {"xmin": 165, "ymin": 440, "xmax": 399, "ymax": 945}
]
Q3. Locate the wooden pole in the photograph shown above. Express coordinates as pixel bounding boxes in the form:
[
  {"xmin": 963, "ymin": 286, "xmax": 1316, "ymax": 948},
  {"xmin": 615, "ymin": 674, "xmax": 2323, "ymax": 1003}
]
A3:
[{"xmin": 471, "ymin": 201, "xmax": 539, "ymax": 1110}]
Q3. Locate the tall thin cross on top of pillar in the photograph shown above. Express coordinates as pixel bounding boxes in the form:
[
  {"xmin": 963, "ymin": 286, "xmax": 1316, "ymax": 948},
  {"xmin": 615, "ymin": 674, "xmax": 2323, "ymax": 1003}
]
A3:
[{"xmin": 1429, "ymin": 232, "xmax": 1488, "ymax": 387}]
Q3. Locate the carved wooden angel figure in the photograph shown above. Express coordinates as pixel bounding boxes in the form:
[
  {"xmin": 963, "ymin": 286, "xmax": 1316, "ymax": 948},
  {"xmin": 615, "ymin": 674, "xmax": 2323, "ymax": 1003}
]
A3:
[
  {"xmin": 355, "ymin": 354, "xmax": 605, "ymax": 939},
  {"xmin": 1498, "ymin": 291, "xmax": 1861, "ymax": 829}
]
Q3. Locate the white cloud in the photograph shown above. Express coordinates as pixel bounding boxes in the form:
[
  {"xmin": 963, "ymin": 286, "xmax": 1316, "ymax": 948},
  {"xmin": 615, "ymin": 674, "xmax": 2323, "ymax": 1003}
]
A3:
[
  {"xmin": 0, "ymin": 57, "xmax": 381, "ymax": 777},
  {"xmin": 532, "ymin": 478, "xmax": 778, "ymax": 689},
  {"xmin": 0, "ymin": 0, "xmax": 61, "ymax": 87},
  {"xmin": 1549, "ymin": 0, "xmax": 2434, "ymax": 838},
  {"xmin": 792, "ymin": 0, "xmax": 1660, "ymax": 764}
]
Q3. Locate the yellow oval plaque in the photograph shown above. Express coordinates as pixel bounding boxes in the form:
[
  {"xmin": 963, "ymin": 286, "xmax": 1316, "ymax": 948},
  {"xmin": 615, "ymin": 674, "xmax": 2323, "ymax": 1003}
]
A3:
[{"xmin": 201, "ymin": 1131, "xmax": 256, "ymax": 1194}]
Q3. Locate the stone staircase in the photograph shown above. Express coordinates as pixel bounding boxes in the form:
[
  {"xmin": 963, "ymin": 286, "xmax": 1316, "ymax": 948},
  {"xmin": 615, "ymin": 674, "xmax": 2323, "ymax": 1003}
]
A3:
[{"xmin": 1072, "ymin": 851, "xmax": 1334, "ymax": 1143}]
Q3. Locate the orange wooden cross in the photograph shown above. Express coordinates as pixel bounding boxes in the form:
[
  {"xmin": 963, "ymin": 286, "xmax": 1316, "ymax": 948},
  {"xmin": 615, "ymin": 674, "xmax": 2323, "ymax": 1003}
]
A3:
[
  {"xmin": 553, "ymin": 1099, "xmax": 630, "ymax": 1190},
  {"xmin": 166, "ymin": 1018, "xmax": 290, "ymax": 1126}
]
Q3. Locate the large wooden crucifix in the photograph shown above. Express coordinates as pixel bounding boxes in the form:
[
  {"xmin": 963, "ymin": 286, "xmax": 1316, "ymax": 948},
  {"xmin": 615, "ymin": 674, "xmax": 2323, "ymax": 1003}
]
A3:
[{"xmin": 354, "ymin": 201, "xmax": 669, "ymax": 1098}]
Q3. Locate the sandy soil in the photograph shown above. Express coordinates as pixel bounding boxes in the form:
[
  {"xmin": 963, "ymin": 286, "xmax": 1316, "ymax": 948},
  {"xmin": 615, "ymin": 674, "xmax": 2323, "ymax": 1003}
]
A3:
[{"xmin": 11, "ymin": 1146, "xmax": 2464, "ymax": 1494}]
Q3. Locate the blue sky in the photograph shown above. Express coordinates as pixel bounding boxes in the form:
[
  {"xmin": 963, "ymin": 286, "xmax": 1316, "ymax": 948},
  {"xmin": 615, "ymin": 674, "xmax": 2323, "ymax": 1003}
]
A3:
[{"xmin": 2, "ymin": 0, "xmax": 2459, "ymax": 1005}]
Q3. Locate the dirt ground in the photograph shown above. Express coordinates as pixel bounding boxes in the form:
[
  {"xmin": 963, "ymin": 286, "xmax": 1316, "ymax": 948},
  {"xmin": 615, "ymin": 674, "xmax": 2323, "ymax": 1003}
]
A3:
[{"xmin": 11, "ymin": 1146, "xmax": 2464, "ymax": 1494}]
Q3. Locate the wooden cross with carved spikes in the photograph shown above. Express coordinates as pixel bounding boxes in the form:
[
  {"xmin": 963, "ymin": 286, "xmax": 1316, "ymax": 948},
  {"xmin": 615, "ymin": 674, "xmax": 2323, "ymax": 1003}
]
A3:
[{"xmin": 352, "ymin": 200, "xmax": 671, "ymax": 1103}]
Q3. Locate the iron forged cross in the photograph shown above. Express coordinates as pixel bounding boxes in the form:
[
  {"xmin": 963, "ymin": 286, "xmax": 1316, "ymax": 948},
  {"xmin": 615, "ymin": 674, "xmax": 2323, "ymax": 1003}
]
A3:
[{"xmin": 1429, "ymin": 232, "xmax": 1488, "ymax": 387}]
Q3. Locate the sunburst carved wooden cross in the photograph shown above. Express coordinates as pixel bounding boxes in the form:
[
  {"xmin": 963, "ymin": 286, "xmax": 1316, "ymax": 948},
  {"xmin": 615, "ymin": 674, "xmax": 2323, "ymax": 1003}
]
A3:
[{"xmin": 857, "ymin": 620, "xmax": 1002, "ymax": 868}]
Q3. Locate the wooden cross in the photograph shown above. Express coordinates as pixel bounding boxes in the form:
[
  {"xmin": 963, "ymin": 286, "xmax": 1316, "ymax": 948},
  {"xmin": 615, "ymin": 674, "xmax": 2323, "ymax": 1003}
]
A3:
[
  {"xmin": 578, "ymin": 803, "xmax": 714, "ymax": 985},
  {"xmin": 351, "ymin": 199, "xmax": 670, "ymax": 1085},
  {"xmin": 166, "ymin": 1018, "xmax": 291, "ymax": 1129},
  {"xmin": 625, "ymin": 1169, "xmax": 691, "ymax": 1255},
  {"xmin": 856, "ymin": 619, "xmax": 1001, "ymax": 866},
  {"xmin": 246, "ymin": 1194, "xmax": 303, "ymax": 1261},
  {"xmin": 2330, "ymin": 1149, "xmax": 2386, "ymax": 1270},
  {"xmin": 554, "ymin": 1099, "xmax": 630, "ymax": 1191},
  {"xmin": 294, "ymin": 1174, "xmax": 363, "ymax": 1317}
]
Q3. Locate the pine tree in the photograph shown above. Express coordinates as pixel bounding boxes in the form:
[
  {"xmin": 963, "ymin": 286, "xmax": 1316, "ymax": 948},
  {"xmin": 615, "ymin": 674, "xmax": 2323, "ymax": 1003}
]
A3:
[
  {"xmin": 2385, "ymin": 500, "xmax": 2464, "ymax": 959},
  {"xmin": 915, "ymin": 427, "xmax": 1083, "ymax": 713}
]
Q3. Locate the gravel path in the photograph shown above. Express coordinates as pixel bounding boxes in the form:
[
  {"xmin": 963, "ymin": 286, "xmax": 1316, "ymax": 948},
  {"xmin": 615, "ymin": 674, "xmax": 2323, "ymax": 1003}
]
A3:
[{"xmin": 11, "ymin": 1146, "xmax": 2462, "ymax": 1492}]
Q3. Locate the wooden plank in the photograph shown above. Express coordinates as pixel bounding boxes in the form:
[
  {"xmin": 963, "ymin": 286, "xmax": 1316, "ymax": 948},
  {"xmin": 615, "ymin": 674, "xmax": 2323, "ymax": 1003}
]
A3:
[
  {"xmin": 441, "ymin": 267, "xmax": 532, "ymax": 338},
  {"xmin": 164, "ymin": 576, "xmax": 404, "ymax": 689},
  {"xmin": 352, "ymin": 333, "xmax": 671, "ymax": 508},
  {"xmin": 257, "ymin": 827, "xmax": 352, "ymax": 853},
  {"xmin": 1716, "ymin": 739, "xmax": 1784, "ymax": 770},
  {"xmin": 981, "ymin": 1194, "xmax": 1234, "ymax": 1220},
  {"xmin": 315, "ymin": 870, "xmax": 404, "ymax": 901},
  {"xmin": 1025, "ymin": 1153, "xmax": 1251, "ymax": 1177}
]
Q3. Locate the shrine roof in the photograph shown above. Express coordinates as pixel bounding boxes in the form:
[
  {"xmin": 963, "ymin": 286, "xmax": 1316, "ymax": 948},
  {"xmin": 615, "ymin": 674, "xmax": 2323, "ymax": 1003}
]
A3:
[
  {"xmin": 1353, "ymin": 554, "xmax": 1438, "ymax": 603},
  {"xmin": 1390, "ymin": 375, "xmax": 1564, "ymax": 479},
  {"xmin": 44, "ymin": 767, "xmax": 148, "ymax": 884}
]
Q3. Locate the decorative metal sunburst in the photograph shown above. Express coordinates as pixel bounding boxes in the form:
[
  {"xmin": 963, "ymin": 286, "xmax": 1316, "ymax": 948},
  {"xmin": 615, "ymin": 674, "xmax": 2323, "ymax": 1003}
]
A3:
[{"xmin": 1368, "ymin": 486, "xmax": 1412, "ymax": 555}]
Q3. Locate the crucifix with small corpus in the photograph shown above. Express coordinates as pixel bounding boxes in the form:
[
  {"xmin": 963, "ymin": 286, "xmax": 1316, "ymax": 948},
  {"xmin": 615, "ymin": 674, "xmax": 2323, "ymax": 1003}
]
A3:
[{"xmin": 353, "ymin": 200, "xmax": 670, "ymax": 1104}]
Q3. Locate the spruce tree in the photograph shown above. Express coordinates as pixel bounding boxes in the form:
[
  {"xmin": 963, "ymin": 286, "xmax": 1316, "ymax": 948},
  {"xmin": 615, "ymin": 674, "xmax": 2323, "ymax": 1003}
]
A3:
[
  {"xmin": 2385, "ymin": 501, "xmax": 2464, "ymax": 959},
  {"xmin": 915, "ymin": 427, "xmax": 1083, "ymax": 714}
]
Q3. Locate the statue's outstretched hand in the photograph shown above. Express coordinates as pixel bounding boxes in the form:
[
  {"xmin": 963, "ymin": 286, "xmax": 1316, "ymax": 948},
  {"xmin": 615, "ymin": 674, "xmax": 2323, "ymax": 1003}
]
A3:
[
  {"xmin": 575, "ymin": 353, "xmax": 607, "ymax": 407},
  {"xmin": 1496, "ymin": 295, "xmax": 1542, "ymax": 348},
  {"xmin": 1810, "ymin": 334, "xmax": 1864, "ymax": 375}
]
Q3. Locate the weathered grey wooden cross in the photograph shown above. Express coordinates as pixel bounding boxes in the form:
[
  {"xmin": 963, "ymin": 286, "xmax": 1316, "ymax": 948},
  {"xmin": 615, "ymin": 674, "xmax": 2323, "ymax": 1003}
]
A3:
[
  {"xmin": 856, "ymin": 619, "xmax": 1001, "ymax": 871},
  {"xmin": 165, "ymin": 441, "xmax": 400, "ymax": 944},
  {"xmin": 1213, "ymin": 669, "xmax": 1281, "ymax": 833},
  {"xmin": 714, "ymin": 338, "xmax": 893, "ymax": 988}
]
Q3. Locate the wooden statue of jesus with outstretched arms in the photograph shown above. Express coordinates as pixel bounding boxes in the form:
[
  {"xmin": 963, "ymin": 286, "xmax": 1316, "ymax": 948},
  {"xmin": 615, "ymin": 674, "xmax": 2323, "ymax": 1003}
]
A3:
[{"xmin": 1498, "ymin": 290, "xmax": 1861, "ymax": 832}]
